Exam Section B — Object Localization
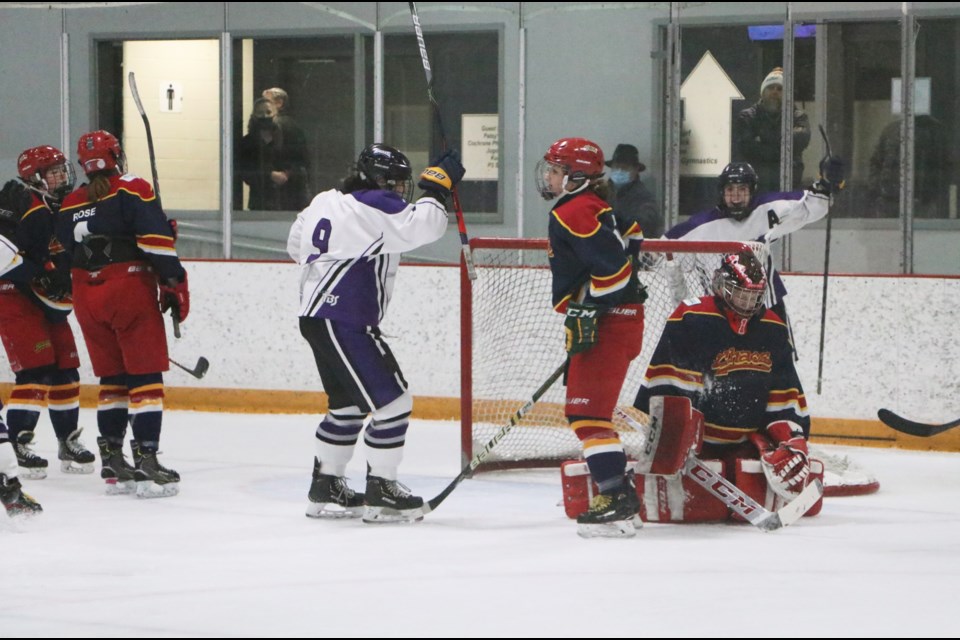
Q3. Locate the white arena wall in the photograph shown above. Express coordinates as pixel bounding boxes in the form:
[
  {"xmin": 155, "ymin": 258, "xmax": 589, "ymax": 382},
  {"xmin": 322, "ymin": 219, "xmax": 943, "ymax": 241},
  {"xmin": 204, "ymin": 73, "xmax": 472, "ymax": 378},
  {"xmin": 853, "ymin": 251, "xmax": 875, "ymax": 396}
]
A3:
[{"xmin": 2, "ymin": 260, "xmax": 958, "ymax": 446}]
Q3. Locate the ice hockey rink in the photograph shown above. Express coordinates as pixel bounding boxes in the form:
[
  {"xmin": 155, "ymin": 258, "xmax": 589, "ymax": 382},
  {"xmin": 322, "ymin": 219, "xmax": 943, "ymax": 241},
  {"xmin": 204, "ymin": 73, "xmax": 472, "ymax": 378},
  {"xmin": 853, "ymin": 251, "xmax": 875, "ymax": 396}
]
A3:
[{"xmin": 1, "ymin": 410, "xmax": 958, "ymax": 637}]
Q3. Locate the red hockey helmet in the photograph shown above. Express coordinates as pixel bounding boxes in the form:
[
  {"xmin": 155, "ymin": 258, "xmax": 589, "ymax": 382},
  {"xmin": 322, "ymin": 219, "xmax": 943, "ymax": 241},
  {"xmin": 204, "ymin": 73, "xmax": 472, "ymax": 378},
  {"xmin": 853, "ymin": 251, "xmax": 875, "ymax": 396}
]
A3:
[
  {"xmin": 77, "ymin": 130, "xmax": 125, "ymax": 175},
  {"xmin": 535, "ymin": 137, "xmax": 605, "ymax": 199},
  {"xmin": 17, "ymin": 145, "xmax": 76, "ymax": 199},
  {"xmin": 712, "ymin": 250, "xmax": 767, "ymax": 319}
]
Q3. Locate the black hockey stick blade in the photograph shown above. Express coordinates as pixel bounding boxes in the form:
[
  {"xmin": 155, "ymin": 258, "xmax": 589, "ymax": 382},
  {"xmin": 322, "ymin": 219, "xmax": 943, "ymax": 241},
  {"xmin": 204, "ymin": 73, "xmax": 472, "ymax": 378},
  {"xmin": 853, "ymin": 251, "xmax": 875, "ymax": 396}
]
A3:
[
  {"xmin": 422, "ymin": 359, "xmax": 568, "ymax": 516},
  {"xmin": 169, "ymin": 357, "xmax": 209, "ymax": 379},
  {"xmin": 877, "ymin": 409, "xmax": 960, "ymax": 438}
]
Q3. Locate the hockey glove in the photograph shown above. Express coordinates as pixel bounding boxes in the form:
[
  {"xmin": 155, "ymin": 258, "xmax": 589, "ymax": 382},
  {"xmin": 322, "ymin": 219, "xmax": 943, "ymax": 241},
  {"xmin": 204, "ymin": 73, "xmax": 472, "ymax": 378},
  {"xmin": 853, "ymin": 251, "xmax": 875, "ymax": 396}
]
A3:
[
  {"xmin": 564, "ymin": 301, "xmax": 600, "ymax": 355},
  {"xmin": 749, "ymin": 420, "xmax": 810, "ymax": 499},
  {"xmin": 32, "ymin": 266, "xmax": 72, "ymax": 303},
  {"xmin": 418, "ymin": 150, "xmax": 466, "ymax": 202},
  {"xmin": 811, "ymin": 156, "xmax": 845, "ymax": 195},
  {"xmin": 159, "ymin": 273, "xmax": 190, "ymax": 323},
  {"xmin": 0, "ymin": 180, "xmax": 31, "ymax": 217},
  {"xmin": 168, "ymin": 218, "xmax": 179, "ymax": 242}
]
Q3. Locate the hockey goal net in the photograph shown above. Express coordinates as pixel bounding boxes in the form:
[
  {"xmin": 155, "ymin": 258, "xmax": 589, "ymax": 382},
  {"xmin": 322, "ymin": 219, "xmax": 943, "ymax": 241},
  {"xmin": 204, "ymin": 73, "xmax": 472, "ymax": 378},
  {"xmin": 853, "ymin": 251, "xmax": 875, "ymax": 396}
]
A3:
[{"xmin": 460, "ymin": 237, "xmax": 767, "ymax": 471}]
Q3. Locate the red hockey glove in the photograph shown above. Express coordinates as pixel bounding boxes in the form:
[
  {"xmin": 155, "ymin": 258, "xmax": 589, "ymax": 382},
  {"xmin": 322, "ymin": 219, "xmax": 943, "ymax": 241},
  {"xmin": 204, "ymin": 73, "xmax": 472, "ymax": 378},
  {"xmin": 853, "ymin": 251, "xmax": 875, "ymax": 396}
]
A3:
[
  {"xmin": 748, "ymin": 420, "xmax": 810, "ymax": 498},
  {"xmin": 159, "ymin": 273, "xmax": 190, "ymax": 322}
]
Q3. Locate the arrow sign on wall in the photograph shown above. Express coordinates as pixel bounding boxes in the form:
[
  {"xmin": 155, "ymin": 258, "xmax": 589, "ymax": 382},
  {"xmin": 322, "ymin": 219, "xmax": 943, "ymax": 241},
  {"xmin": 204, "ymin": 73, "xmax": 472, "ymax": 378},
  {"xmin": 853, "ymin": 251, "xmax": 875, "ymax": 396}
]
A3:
[{"xmin": 680, "ymin": 50, "xmax": 743, "ymax": 177}]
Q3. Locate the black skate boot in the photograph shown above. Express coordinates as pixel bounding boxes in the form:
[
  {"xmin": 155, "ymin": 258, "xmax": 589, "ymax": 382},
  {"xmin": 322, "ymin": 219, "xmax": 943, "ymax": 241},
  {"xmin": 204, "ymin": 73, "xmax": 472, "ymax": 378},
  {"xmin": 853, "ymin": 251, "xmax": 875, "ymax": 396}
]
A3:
[
  {"xmin": 13, "ymin": 431, "xmax": 48, "ymax": 480},
  {"xmin": 305, "ymin": 457, "xmax": 365, "ymax": 519},
  {"xmin": 0, "ymin": 473, "xmax": 43, "ymax": 517},
  {"xmin": 576, "ymin": 472, "xmax": 641, "ymax": 539},
  {"xmin": 58, "ymin": 429, "xmax": 96, "ymax": 474},
  {"xmin": 131, "ymin": 440, "xmax": 180, "ymax": 498},
  {"xmin": 96, "ymin": 437, "xmax": 137, "ymax": 495},
  {"xmin": 363, "ymin": 475, "xmax": 424, "ymax": 524}
]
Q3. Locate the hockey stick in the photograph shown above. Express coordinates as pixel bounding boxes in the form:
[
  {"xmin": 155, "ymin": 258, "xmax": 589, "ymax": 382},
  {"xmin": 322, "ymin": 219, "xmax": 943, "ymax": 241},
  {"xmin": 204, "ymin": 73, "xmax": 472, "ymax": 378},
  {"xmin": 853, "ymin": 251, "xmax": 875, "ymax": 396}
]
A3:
[
  {"xmin": 613, "ymin": 407, "xmax": 822, "ymax": 531},
  {"xmin": 877, "ymin": 409, "xmax": 960, "ymax": 438},
  {"xmin": 169, "ymin": 356, "xmax": 210, "ymax": 380},
  {"xmin": 422, "ymin": 358, "xmax": 568, "ymax": 515},
  {"xmin": 407, "ymin": 2, "xmax": 477, "ymax": 281},
  {"xmin": 816, "ymin": 123, "xmax": 833, "ymax": 394},
  {"xmin": 128, "ymin": 71, "xmax": 182, "ymax": 339}
]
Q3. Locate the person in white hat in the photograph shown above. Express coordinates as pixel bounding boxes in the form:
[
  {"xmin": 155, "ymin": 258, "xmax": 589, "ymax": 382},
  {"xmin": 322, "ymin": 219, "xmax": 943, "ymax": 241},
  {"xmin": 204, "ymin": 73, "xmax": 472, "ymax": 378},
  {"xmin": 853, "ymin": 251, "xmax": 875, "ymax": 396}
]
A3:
[{"xmin": 734, "ymin": 67, "xmax": 811, "ymax": 192}]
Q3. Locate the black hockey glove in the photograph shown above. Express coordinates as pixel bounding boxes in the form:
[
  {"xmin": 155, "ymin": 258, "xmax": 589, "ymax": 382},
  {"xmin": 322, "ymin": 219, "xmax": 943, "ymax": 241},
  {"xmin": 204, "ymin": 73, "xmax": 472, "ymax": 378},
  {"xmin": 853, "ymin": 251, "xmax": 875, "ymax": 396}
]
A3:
[
  {"xmin": 564, "ymin": 301, "xmax": 600, "ymax": 355},
  {"xmin": 33, "ymin": 268, "xmax": 72, "ymax": 303},
  {"xmin": 811, "ymin": 156, "xmax": 845, "ymax": 196},
  {"xmin": 418, "ymin": 150, "xmax": 466, "ymax": 203},
  {"xmin": 0, "ymin": 180, "xmax": 31, "ymax": 217}
]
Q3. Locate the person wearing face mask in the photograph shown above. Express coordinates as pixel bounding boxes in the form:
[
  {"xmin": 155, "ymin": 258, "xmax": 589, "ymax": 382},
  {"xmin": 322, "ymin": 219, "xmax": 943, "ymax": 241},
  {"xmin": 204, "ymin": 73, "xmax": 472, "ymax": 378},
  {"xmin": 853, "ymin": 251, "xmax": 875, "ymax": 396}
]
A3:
[
  {"xmin": 238, "ymin": 97, "xmax": 310, "ymax": 211},
  {"xmin": 735, "ymin": 67, "xmax": 811, "ymax": 192},
  {"xmin": 605, "ymin": 144, "xmax": 662, "ymax": 239}
]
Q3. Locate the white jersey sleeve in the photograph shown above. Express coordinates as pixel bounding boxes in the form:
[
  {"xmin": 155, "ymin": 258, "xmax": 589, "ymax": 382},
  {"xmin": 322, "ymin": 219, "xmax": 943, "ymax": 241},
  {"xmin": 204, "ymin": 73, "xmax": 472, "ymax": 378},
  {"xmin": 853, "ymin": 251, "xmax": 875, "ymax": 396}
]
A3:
[{"xmin": 0, "ymin": 236, "xmax": 23, "ymax": 279}]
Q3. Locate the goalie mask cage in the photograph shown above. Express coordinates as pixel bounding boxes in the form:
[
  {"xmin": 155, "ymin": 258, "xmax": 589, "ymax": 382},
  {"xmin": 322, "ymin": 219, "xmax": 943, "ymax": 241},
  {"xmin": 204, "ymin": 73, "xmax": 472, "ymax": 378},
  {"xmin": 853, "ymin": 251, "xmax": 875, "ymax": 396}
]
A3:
[{"xmin": 461, "ymin": 237, "xmax": 768, "ymax": 472}]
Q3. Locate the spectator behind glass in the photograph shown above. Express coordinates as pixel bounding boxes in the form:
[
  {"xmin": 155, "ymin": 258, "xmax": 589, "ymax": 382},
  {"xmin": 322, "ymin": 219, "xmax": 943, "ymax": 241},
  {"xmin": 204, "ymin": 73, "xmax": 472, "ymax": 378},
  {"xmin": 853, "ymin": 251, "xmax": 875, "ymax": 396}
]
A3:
[
  {"xmin": 867, "ymin": 115, "xmax": 953, "ymax": 218},
  {"xmin": 735, "ymin": 67, "xmax": 811, "ymax": 192},
  {"xmin": 605, "ymin": 143, "xmax": 662, "ymax": 238},
  {"xmin": 263, "ymin": 87, "xmax": 312, "ymax": 192},
  {"xmin": 239, "ymin": 97, "xmax": 310, "ymax": 212}
]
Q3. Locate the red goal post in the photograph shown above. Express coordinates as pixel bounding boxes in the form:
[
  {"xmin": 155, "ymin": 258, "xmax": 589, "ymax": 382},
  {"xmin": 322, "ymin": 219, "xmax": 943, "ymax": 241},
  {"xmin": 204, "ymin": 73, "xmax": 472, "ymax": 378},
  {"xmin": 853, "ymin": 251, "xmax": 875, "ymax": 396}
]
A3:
[{"xmin": 460, "ymin": 237, "xmax": 768, "ymax": 472}]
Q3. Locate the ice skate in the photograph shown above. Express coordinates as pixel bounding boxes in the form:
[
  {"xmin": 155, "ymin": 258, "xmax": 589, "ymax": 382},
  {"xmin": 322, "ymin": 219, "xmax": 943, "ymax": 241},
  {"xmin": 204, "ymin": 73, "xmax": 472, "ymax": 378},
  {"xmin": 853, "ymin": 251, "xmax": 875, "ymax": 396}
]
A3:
[
  {"xmin": 0, "ymin": 473, "xmax": 42, "ymax": 517},
  {"xmin": 131, "ymin": 440, "xmax": 180, "ymax": 498},
  {"xmin": 362, "ymin": 475, "xmax": 423, "ymax": 524},
  {"xmin": 97, "ymin": 437, "xmax": 137, "ymax": 495},
  {"xmin": 576, "ymin": 474, "xmax": 641, "ymax": 539},
  {"xmin": 306, "ymin": 457, "xmax": 364, "ymax": 519},
  {"xmin": 58, "ymin": 428, "xmax": 96, "ymax": 474},
  {"xmin": 13, "ymin": 431, "xmax": 48, "ymax": 480}
]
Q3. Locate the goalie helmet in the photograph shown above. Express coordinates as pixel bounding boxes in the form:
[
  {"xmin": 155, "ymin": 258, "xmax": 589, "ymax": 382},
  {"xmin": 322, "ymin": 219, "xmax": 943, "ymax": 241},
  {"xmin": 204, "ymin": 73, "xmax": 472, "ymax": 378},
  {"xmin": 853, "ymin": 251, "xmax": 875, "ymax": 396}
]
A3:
[
  {"xmin": 17, "ymin": 145, "xmax": 76, "ymax": 200},
  {"xmin": 535, "ymin": 137, "xmax": 605, "ymax": 200},
  {"xmin": 712, "ymin": 250, "xmax": 767, "ymax": 319},
  {"xmin": 717, "ymin": 162, "xmax": 758, "ymax": 220},
  {"xmin": 77, "ymin": 130, "xmax": 126, "ymax": 176},
  {"xmin": 357, "ymin": 143, "xmax": 413, "ymax": 201}
]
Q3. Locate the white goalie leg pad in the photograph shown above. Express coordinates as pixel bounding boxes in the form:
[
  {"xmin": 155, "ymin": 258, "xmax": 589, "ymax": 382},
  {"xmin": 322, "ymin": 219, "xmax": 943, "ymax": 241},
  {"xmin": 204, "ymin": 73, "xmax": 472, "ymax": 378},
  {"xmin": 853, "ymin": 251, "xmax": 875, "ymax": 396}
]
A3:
[{"xmin": 636, "ymin": 396, "xmax": 704, "ymax": 475}]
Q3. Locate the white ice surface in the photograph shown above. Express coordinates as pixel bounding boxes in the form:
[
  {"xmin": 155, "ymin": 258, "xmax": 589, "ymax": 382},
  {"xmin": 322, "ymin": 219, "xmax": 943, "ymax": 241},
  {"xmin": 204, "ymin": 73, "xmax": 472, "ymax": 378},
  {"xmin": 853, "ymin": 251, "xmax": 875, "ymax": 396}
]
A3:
[{"xmin": 2, "ymin": 410, "xmax": 959, "ymax": 638}]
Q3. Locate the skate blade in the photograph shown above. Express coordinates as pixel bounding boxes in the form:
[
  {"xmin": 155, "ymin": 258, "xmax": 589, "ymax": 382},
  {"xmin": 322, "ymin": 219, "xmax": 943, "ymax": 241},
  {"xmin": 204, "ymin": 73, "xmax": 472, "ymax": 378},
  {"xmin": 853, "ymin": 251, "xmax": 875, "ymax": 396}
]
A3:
[
  {"xmin": 104, "ymin": 479, "xmax": 137, "ymax": 495},
  {"xmin": 60, "ymin": 461, "xmax": 95, "ymax": 474},
  {"xmin": 577, "ymin": 519, "xmax": 638, "ymax": 539},
  {"xmin": 361, "ymin": 505, "xmax": 424, "ymax": 524},
  {"xmin": 136, "ymin": 480, "xmax": 179, "ymax": 499},
  {"xmin": 305, "ymin": 502, "xmax": 364, "ymax": 519},
  {"xmin": 18, "ymin": 467, "xmax": 47, "ymax": 480}
]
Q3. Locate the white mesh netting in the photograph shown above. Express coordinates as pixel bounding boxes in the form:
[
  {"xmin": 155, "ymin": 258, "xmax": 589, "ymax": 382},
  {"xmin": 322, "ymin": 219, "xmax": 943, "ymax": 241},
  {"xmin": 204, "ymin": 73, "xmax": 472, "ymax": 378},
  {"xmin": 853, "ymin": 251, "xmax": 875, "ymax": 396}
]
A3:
[{"xmin": 463, "ymin": 238, "xmax": 767, "ymax": 469}]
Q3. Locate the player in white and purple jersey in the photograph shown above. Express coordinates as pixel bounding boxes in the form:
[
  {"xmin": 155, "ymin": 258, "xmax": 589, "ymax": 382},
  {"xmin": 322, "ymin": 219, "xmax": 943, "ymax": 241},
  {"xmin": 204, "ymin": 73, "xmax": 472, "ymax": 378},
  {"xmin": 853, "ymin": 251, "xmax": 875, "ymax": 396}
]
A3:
[{"xmin": 288, "ymin": 143, "xmax": 464, "ymax": 524}]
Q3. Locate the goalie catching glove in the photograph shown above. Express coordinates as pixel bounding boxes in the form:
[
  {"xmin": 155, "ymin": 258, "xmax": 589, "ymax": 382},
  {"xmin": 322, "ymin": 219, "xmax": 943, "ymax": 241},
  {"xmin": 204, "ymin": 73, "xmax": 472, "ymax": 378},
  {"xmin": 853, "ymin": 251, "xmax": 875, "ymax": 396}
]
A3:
[
  {"xmin": 564, "ymin": 301, "xmax": 599, "ymax": 355},
  {"xmin": 159, "ymin": 273, "xmax": 190, "ymax": 323},
  {"xmin": 748, "ymin": 420, "xmax": 810, "ymax": 499},
  {"xmin": 418, "ymin": 150, "xmax": 466, "ymax": 203}
]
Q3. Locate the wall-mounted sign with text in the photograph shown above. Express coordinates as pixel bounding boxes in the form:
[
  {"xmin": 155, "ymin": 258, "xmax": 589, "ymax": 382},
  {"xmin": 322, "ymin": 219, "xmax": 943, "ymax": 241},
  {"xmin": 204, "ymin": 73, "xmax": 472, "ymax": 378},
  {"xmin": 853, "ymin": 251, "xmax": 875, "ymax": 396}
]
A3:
[{"xmin": 461, "ymin": 114, "xmax": 499, "ymax": 181}]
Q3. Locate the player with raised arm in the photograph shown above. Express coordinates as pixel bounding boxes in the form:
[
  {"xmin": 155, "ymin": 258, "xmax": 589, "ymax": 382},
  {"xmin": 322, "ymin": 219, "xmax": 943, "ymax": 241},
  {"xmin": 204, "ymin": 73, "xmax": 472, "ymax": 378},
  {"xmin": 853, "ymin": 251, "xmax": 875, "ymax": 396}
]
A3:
[
  {"xmin": 290, "ymin": 143, "xmax": 463, "ymax": 524},
  {"xmin": 665, "ymin": 158, "xmax": 843, "ymax": 322},
  {"xmin": 57, "ymin": 130, "xmax": 188, "ymax": 498},
  {"xmin": 0, "ymin": 146, "xmax": 96, "ymax": 478},
  {"xmin": 634, "ymin": 250, "xmax": 811, "ymax": 500},
  {"xmin": 537, "ymin": 137, "xmax": 647, "ymax": 538}
]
